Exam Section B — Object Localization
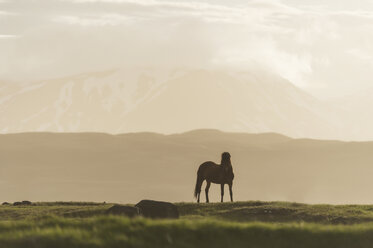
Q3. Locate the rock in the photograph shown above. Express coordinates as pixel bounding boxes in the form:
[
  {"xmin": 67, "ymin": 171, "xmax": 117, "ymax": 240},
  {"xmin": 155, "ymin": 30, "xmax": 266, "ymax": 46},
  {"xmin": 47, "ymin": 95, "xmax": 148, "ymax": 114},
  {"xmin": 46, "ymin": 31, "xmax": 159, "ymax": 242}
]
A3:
[
  {"xmin": 106, "ymin": 205, "xmax": 139, "ymax": 217},
  {"xmin": 22, "ymin": 200, "xmax": 32, "ymax": 205},
  {"xmin": 135, "ymin": 200, "xmax": 179, "ymax": 219},
  {"xmin": 2, "ymin": 202, "xmax": 10, "ymax": 205},
  {"xmin": 13, "ymin": 201, "xmax": 32, "ymax": 206}
]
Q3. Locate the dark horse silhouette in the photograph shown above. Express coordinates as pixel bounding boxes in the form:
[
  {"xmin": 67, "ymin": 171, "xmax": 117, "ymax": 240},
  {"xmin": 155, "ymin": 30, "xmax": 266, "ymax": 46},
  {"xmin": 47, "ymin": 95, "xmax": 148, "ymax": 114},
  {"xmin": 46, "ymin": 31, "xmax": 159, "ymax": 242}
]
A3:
[{"xmin": 194, "ymin": 152, "xmax": 234, "ymax": 203}]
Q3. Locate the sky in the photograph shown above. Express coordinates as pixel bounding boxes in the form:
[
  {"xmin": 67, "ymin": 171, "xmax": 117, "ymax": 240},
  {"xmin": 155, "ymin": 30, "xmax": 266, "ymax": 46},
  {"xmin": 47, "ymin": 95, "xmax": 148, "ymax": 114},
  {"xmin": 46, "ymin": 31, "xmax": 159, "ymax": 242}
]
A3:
[{"xmin": 1, "ymin": 0, "xmax": 373, "ymax": 98}]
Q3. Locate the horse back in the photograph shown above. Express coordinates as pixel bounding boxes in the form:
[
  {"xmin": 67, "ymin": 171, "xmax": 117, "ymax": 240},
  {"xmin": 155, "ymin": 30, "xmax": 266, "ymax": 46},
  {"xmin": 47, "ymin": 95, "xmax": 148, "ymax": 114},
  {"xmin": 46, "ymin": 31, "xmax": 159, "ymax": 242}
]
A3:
[
  {"xmin": 197, "ymin": 161, "xmax": 218, "ymax": 172},
  {"xmin": 197, "ymin": 161, "xmax": 233, "ymax": 184}
]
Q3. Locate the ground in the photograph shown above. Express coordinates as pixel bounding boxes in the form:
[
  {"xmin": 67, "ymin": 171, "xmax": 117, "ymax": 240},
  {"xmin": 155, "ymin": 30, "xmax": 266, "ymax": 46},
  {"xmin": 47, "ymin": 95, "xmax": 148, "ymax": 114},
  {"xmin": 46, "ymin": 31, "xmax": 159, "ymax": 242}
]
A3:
[{"xmin": 2, "ymin": 201, "xmax": 373, "ymax": 247}]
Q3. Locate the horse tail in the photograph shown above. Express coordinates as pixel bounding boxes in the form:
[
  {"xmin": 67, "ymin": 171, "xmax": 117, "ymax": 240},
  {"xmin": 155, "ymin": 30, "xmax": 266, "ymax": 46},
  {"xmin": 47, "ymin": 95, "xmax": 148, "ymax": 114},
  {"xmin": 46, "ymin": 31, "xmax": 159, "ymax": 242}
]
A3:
[
  {"xmin": 194, "ymin": 176, "xmax": 201, "ymax": 198},
  {"xmin": 194, "ymin": 168, "xmax": 203, "ymax": 198}
]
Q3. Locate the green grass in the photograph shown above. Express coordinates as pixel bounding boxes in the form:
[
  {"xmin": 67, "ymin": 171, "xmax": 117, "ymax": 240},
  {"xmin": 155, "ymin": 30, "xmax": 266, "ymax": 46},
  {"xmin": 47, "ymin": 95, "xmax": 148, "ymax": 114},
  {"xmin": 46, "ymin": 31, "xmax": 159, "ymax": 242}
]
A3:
[
  {"xmin": 2, "ymin": 201, "xmax": 373, "ymax": 247},
  {"xmin": 0, "ymin": 202, "xmax": 109, "ymax": 220},
  {"xmin": 2, "ymin": 216, "xmax": 373, "ymax": 248},
  {"xmin": 177, "ymin": 201, "xmax": 373, "ymax": 224}
]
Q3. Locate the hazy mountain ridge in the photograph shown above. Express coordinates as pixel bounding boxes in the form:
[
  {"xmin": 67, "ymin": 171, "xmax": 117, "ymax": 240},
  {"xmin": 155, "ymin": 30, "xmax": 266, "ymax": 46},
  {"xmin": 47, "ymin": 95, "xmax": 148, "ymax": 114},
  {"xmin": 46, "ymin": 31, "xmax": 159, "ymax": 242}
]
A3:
[
  {"xmin": 0, "ymin": 68, "xmax": 183, "ymax": 133},
  {"xmin": 328, "ymin": 88, "xmax": 373, "ymax": 140},
  {"xmin": 1, "ymin": 129, "xmax": 373, "ymax": 204},
  {"xmin": 0, "ymin": 67, "xmax": 351, "ymax": 139}
]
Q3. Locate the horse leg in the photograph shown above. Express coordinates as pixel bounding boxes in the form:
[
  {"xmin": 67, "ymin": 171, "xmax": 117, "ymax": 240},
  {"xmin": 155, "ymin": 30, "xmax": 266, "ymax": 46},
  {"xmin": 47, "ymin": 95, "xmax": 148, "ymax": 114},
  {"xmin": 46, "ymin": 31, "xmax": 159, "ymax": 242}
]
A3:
[
  {"xmin": 221, "ymin": 184, "xmax": 224, "ymax": 203},
  {"xmin": 205, "ymin": 181, "xmax": 211, "ymax": 203},
  {"xmin": 229, "ymin": 182, "xmax": 233, "ymax": 202}
]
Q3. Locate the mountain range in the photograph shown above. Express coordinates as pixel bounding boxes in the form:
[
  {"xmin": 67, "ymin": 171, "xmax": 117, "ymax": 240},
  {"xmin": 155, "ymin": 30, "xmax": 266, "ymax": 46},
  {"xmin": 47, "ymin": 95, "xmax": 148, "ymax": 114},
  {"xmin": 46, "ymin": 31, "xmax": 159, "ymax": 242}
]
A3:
[
  {"xmin": 1, "ymin": 67, "xmax": 362, "ymax": 140},
  {"xmin": 1, "ymin": 130, "xmax": 373, "ymax": 204}
]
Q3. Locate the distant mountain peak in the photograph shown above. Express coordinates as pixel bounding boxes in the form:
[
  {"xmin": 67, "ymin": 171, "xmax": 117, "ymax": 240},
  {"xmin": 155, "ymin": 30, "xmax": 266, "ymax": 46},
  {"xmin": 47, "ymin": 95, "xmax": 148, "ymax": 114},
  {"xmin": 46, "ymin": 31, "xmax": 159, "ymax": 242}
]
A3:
[{"xmin": 0, "ymin": 67, "xmax": 362, "ymax": 140}]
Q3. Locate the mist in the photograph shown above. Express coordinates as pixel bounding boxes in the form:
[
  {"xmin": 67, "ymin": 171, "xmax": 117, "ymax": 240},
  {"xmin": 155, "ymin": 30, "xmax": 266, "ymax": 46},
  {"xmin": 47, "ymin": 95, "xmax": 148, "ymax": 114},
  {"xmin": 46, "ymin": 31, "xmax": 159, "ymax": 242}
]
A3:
[{"xmin": 2, "ymin": 0, "xmax": 373, "ymax": 98}]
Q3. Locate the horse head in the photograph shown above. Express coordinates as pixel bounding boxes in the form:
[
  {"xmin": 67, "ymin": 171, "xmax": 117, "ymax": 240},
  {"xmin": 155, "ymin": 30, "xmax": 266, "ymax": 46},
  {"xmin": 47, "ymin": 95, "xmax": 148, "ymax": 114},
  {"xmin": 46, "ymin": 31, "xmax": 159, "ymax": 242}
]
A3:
[
  {"xmin": 221, "ymin": 152, "xmax": 231, "ymax": 161},
  {"xmin": 221, "ymin": 152, "xmax": 232, "ymax": 171}
]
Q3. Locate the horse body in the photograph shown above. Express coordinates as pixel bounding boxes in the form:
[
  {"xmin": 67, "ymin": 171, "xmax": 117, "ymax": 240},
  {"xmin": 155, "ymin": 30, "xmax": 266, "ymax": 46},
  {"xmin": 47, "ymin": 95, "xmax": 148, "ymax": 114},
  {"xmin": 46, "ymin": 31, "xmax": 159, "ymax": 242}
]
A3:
[
  {"xmin": 194, "ymin": 152, "xmax": 234, "ymax": 203},
  {"xmin": 198, "ymin": 161, "xmax": 233, "ymax": 184}
]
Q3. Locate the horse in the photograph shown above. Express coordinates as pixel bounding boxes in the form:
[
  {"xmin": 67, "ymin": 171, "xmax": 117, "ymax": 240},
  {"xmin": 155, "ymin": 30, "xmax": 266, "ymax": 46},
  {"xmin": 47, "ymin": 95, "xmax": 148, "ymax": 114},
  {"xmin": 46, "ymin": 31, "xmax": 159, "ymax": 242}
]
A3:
[{"xmin": 194, "ymin": 152, "xmax": 234, "ymax": 203}]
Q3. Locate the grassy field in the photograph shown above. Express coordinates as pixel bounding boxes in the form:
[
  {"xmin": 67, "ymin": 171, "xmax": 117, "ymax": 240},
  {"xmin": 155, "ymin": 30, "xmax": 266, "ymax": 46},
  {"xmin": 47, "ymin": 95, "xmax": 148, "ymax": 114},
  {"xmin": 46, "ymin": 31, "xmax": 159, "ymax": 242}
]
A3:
[{"xmin": 2, "ymin": 201, "xmax": 373, "ymax": 247}]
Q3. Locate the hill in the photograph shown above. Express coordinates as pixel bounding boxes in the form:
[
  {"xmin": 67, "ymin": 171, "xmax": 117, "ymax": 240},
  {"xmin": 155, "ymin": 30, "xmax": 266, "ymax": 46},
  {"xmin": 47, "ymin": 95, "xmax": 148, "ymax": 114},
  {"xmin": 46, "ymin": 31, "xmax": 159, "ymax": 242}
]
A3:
[
  {"xmin": 1, "ymin": 130, "xmax": 373, "ymax": 204},
  {"xmin": 123, "ymin": 69, "xmax": 339, "ymax": 139},
  {"xmin": 2, "ymin": 201, "xmax": 373, "ymax": 247},
  {"xmin": 329, "ymin": 87, "xmax": 373, "ymax": 140},
  {"xmin": 0, "ymin": 68, "xmax": 343, "ymax": 139}
]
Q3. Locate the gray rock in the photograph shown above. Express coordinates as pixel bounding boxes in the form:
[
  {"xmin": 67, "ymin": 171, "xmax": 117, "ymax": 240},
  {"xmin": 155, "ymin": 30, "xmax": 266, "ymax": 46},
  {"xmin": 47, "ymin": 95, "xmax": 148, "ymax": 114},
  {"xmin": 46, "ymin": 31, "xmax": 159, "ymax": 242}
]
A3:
[
  {"xmin": 13, "ymin": 201, "xmax": 32, "ymax": 206},
  {"xmin": 135, "ymin": 200, "xmax": 179, "ymax": 219}
]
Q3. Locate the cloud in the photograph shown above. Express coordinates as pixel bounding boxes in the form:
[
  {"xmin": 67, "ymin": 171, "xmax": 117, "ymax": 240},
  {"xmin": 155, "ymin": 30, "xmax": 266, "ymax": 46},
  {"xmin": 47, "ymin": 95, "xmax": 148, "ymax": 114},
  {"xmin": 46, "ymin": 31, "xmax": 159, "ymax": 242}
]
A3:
[
  {"xmin": 0, "ymin": 10, "xmax": 17, "ymax": 16},
  {"xmin": 0, "ymin": 35, "xmax": 18, "ymax": 39},
  {"xmin": 1, "ymin": 0, "xmax": 373, "ymax": 98},
  {"xmin": 53, "ymin": 14, "xmax": 135, "ymax": 26}
]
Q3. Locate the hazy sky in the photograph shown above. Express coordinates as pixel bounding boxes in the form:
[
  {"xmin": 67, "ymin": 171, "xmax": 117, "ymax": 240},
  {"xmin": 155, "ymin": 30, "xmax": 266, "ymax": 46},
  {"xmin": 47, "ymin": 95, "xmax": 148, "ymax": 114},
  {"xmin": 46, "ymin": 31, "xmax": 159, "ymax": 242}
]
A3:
[{"xmin": 1, "ymin": 0, "xmax": 373, "ymax": 98}]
